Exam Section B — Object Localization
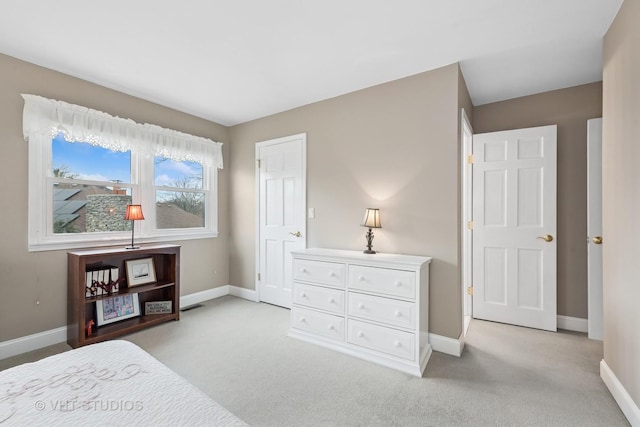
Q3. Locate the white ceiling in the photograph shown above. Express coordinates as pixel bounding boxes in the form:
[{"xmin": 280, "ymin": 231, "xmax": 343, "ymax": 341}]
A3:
[{"xmin": 0, "ymin": 1, "xmax": 623, "ymax": 126}]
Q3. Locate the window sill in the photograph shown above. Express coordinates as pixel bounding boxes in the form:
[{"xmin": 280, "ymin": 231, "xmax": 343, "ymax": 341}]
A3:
[{"xmin": 28, "ymin": 231, "xmax": 219, "ymax": 252}]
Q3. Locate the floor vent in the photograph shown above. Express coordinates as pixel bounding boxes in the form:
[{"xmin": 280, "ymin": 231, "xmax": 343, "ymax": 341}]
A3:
[{"xmin": 180, "ymin": 303, "xmax": 204, "ymax": 312}]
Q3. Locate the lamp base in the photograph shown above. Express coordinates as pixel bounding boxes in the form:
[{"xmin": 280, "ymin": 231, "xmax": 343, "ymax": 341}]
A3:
[
  {"xmin": 125, "ymin": 246, "xmax": 140, "ymax": 250},
  {"xmin": 363, "ymin": 227, "xmax": 377, "ymax": 254}
]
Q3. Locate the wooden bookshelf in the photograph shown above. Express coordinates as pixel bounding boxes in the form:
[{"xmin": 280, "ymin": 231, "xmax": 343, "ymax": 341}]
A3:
[{"xmin": 67, "ymin": 244, "xmax": 180, "ymax": 348}]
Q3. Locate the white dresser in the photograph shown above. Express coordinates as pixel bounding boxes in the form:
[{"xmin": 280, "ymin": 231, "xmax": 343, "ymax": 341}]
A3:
[{"xmin": 288, "ymin": 248, "xmax": 432, "ymax": 376}]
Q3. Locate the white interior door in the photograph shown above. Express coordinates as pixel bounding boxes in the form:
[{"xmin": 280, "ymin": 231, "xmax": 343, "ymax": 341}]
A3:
[
  {"xmin": 587, "ymin": 118, "xmax": 603, "ymax": 340},
  {"xmin": 472, "ymin": 125, "xmax": 557, "ymax": 331},
  {"xmin": 256, "ymin": 134, "xmax": 306, "ymax": 308}
]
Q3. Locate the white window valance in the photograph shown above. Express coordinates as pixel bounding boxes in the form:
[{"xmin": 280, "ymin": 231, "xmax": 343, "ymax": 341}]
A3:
[{"xmin": 21, "ymin": 94, "xmax": 223, "ymax": 169}]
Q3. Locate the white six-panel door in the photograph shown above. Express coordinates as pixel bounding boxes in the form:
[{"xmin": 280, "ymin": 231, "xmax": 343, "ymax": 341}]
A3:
[
  {"xmin": 257, "ymin": 134, "xmax": 307, "ymax": 308},
  {"xmin": 472, "ymin": 125, "xmax": 557, "ymax": 331}
]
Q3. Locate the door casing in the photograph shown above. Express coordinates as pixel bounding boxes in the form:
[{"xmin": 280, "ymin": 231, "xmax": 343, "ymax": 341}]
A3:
[
  {"xmin": 587, "ymin": 118, "xmax": 603, "ymax": 340},
  {"xmin": 461, "ymin": 108, "xmax": 473, "ymax": 336}
]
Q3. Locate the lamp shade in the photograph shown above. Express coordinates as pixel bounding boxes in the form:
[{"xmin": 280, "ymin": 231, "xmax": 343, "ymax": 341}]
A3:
[
  {"xmin": 361, "ymin": 208, "xmax": 381, "ymax": 228},
  {"xmin": 125, "ymin": 204, "xmax": 145, "ymax": 221}
]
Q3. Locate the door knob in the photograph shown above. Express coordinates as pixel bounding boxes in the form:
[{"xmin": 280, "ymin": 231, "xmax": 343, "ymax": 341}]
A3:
[
  {"xmin": 592, "ymin": 236, "xmax": 603, "ymax": 245},
  {"xmin": 289, "ymin": 231, "xmax": 302, "ymax": 238},
  {"xmin": 537, "ymin": 234, "xmax": 554, "ymax": 242}
]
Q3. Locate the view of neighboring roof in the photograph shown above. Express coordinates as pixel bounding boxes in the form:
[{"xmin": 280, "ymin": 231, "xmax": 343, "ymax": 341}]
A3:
[
  {"xmin": 53, "ymin": 185, "xmax": 115, "ymax": 228},
  {"xmin": 53, "ymin": 188, "xmax": 85, "ymax": 226},
  {"xmin": 53, "ymin": 186, "xmax": 203, "ymax": 230},
  {"xmin": 156, "ymin": 203, "xmax": 204, "ymax": 229}
]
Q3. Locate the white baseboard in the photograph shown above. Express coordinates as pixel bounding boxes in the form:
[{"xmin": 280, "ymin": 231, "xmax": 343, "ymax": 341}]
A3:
[
  {"xmin": 600, "ymin": 359, "xmax": 640, "ymax": 426},
  {"xmin": 180, "ymin": 285, "xmax": 230, "ymax": 308},
  {"xmin": 557, "ymin": 315, "xmax": 588, "ymax": 333},
  {"xmin": 0, "ymin": 326, "xmax": 68, "ymax": 360},
  {"xmin": 179, "ymin": 285, "xmax": 258, "ymax": 307},
  {"xmin": 228, "ymin": 285, "xmax": 259, "ymax": 302},
  {"xmin": 429, "ymin": 332, "xmax": 464, "ymax": 357},
  {"xmin": 0, "ymin": 285, "xmax": 259, "ymax": 361}
]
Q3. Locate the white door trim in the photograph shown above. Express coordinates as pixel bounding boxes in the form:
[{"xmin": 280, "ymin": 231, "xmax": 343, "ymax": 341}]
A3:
[
  {"xmin": 587, "ymin": 118, "xmax": 603, "ymax": 340},
  {"xmin": 460, "ymin": 108, "xmax": 473, "ymax": 337},
  {"xmin": 255, "ymin": 133, "xmax": 307, "ymax": 305}
]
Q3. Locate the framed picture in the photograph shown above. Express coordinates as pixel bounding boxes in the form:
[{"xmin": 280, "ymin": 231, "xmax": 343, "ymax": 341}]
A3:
[
  {"xmin": 145, "ymin": 300, "xmax": 172, "ymax": 314},
  {"xmin": 125, "ymin": 257, "xmax": 156, "ymax": 287},
  {"xmin": 96, "ymin": 294, "xmax": 140, "ymax": 326}
]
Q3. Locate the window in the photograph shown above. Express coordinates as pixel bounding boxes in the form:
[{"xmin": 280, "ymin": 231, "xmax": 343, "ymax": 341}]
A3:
[
  {"xmin": 155, "ymin": 158, "xmax": 205, "ymax": 229},
  {"xmin": 52, "ymin": 134, "xmax": 133, "ymax": 234},
  {"xmin": 23, "ymin": 94, "xmax": 223, "ymax": 251}
]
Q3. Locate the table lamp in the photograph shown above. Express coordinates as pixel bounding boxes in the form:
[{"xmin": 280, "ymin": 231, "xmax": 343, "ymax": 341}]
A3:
[
  {"xmin": 125, "ymin": 204, "xmax": 144, "ymax": 249},
  {"xmin": 361, "ymin": 208, "xmax": 381, "ymax": 254}
]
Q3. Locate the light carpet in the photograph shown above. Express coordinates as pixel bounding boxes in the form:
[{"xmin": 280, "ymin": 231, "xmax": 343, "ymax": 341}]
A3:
[{"xmin": 0, "ymin": 295, "xmax": 629, "ymax": 426}]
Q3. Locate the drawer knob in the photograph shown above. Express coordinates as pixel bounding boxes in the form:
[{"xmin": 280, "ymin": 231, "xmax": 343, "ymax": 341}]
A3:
[
  {"xmin": 300, "ymin": 268, "xmax": 308, "ymax": 273},
  {"xmin": 395, "ymin": 281, "xmax": 402, "ymax": 287},
  {"xmin": 358, "ymin": 275, "xmax": 365, "ymax": 281},
  {"xmin": 300, "ymin": 292, "xmax": 307, "ymax": 298},
  {"xmin": 394, "ymin": 310, "xmax": 402, "ymax": 317},
  {"xmin": 328, "ymin": 324, "xmax": 335, "ymax": 330},
  {"xmin": 329, "ymin": 272, "xmax": 336, "ymax": 278},
  {"xmin": 300, "ymin": 317, "xmax": 306, "ymax": 323},
  {"xmin": 357, "ymin": 331, "xmax": 364, "ymax": 338},
  {"xmin": 358, "ymin": 303, "xmax": 365, "ymax": 310},
  {"xmin": 394, "ymin": 341, "xmax": 402, "ymax": 348},
  {"xmin": 328, "ymin": 298, "xmax": 335, "ymax": 304}
]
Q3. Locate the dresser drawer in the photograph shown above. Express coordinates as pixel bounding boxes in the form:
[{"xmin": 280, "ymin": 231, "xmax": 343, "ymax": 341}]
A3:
[
  {"xmin": 293, "ymin": 259, "xmax": 345, "ymax": 288},
  {"xmin": 293, "ymin": 283, "xmax": 345, "ymax": 315},
  {"xmin": 292, "ymin": 307, "xmax": 345, "ymax": 342},
  {"xmin": 349, "ymin": 265, "xmax": 415, "ymax": 299},
  {"xmin": 348, "ymin": 292, "xmax": 415, "ymax": 329},
  {"xmin": 347, "ymin": 319, "xmax": 415, "ymax": 360}
]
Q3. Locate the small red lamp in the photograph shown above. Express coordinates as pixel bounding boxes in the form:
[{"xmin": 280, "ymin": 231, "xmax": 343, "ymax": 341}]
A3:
[{"xmin": 124, "ymin": 204, "xmax": 144, "ymax": 249}]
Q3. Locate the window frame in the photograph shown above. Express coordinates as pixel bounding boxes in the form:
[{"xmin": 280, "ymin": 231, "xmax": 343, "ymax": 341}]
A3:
[
  {"xmin": 28, "ymin": 133, "xmax": 219, "ymax": 252},
  {"xmin": 143, "ymin": 154, "xmax": 215, "ymax": 238}
]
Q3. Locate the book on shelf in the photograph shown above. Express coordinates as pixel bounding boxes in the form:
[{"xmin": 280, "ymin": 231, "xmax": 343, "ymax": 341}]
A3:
[{"xmin": 85, "ymin": 266, "xmax": 120, "ymax": 298}]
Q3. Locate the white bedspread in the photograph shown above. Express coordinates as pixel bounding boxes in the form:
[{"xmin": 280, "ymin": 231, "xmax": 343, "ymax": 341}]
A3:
[{"xmin": 0, "ymin": 340, "xmax": 247, "ymax": 426}]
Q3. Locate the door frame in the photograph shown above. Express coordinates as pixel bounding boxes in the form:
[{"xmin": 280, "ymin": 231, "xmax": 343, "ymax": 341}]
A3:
[
  {"xmin": 587, "ymin": 118, "xmax": 603, "ymax": 340},
  {"xmin": 460, "ymin": 108, "xmax": 473, "ymax": 336},
  {"xmin": 255, "ymin": 133, "xmax": 307, "ymax": 304}
]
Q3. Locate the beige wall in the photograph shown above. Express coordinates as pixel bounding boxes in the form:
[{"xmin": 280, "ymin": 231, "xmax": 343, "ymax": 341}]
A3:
[
  {"xmin": 603, "ymin": 0, "xmax": 640, "ymax": 407},
  {"xmin": 229, "ymin": 63, "xmax": 468, "ymax": 339},
  {"xmin": 473, "ymin": 82, "xmax": 602, "ymax": 319},
  {"xmin": 0, "ymin": 53, "xmax": 230, "ymax": 341}
]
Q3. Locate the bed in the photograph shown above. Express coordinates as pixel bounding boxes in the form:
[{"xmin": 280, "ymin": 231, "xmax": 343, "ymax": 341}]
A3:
[{"xmin": 0, "ymin": 340, "xmax": 247, "ymax": 426}]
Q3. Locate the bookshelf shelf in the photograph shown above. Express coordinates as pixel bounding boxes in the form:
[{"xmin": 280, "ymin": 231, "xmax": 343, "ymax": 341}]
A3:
[{"xmin": 67, "ymin": 244, "xmax": 180, "ymax": 348}]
